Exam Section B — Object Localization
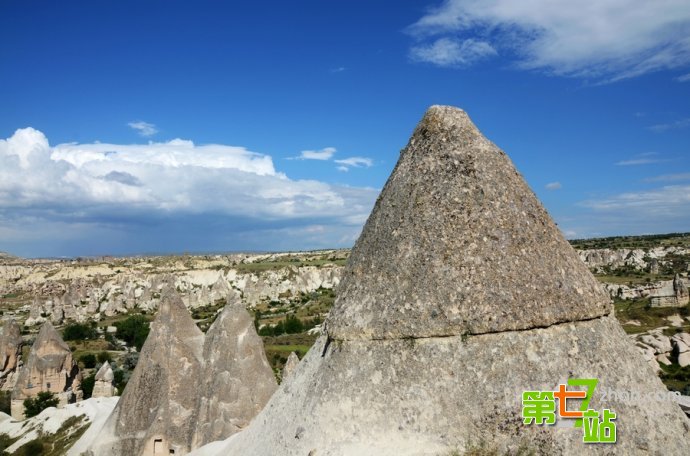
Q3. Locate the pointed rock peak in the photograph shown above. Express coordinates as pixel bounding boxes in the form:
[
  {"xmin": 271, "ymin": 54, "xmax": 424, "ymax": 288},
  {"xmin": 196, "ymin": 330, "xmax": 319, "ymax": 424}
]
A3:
[
  {"xmin": 154, "ymin": 286, "xmax": 203, "ymax": 340},
  {"xmin": 1, "ymin": 319, "xmax": 22, "ymax": 342},
  {"xmin": 34, "ymin": 321, "xmax": 70, "ymax": 352},
  {"xmin": 327, "ymin": 105, "xmax": 611, "ymax": 341},
  {"xmin": 281, "ymin": 351, "xmax": 299, "ymax": 380},
  {"xmin": 95, "ymin": 361, "xmax": 114, "ymax": 382}
]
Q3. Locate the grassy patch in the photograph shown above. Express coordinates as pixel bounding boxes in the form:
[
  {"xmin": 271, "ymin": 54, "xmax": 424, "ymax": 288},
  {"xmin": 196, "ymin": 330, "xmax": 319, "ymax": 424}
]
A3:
[{"xmin": 614, "ymin": 298, "xmax": 690, "ymax": 334}]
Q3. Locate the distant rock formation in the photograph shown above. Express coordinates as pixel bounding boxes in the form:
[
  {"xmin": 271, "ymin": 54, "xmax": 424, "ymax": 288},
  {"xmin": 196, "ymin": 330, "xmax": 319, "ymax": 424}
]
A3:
[
  {"xmin": 281, "ymin": 351, "xmax": 299, "ymax": 381},
  {"xmin": 92, "ymin": 361, "xmax": 116, "ymax": 398},
  {"xmin": 650, "ymin": 274, "xmax": 690, "ymax": 307},
  {"xmin": 88, "ymin": 287, "xmax": 276, "ymax": 455},
  {"xmin": 0, "ymin": 320, "xmax": 23, "ymax": 391},
  {"xmin": 194, "ymin": 106, "xmax": 690, "ymax": 455},
  {"xmin": 11, "ymin": 321, "xmax": 81, "ymax": 420},
  {"xmin": 192, "ymin": 295, "xmax": 277, "ymax": 448}
]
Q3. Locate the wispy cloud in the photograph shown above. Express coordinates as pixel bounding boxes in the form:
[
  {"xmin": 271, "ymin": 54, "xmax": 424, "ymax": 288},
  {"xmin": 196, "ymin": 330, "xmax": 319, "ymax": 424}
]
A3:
[
  {"xmin": 410, "ymin": 37, "xmax": 496, "ymax": 67},
  {"xmin": 676, "ymin": 73, "xmax": 690, "ymax": 82},
  {"xmin": 643, "ymin": 173, "xmax": 690, "ymax": 183},
  {"xmin": 330, "ymin": 66, "xmax": 346, "ymax": 73},
  {"xmin": 292, "ymin": 147, "xmax": 336, "ymax": 161},
  {"xmin": 615, "ymin": 153, "xmax": 667, "ymax": 166},
  {"xmin": 407, "ymin": 0, "xmax": 690, "ymax": 81},
  {"xmin": 334, "ymin": 156, "xmax": 373, "ymax": 172},
  {"xmin": 648, "ymin": 118, "xmax": 690, "ymax": 132},
  {"xmin": 128, "ymin": 121, "xmax": 158, "ymax": 137},
  {"xmin": 545, "ymin": 181, "xmax": 562, "ymax": 190}
]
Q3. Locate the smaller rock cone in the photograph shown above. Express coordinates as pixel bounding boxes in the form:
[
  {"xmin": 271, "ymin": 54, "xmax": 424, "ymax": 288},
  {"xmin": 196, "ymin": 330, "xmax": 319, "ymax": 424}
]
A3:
[{"xmin": 11, "ymin": 321, "xmax": 80, "ymax": 419}]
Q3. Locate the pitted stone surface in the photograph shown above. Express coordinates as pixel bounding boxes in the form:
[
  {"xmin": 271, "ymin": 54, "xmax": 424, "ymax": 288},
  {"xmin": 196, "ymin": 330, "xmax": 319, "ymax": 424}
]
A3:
[
  {"xmin": 198, "ymin": 317, "xmax": 690, "ymax": 456},
  {"xmin": 328, "ymin": 106, "xmax": 610, "ymax": 340}
]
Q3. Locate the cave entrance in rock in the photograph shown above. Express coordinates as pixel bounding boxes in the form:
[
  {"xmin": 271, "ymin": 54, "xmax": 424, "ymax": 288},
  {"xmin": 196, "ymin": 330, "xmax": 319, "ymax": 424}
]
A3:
[{"xmin": 153, "ymin": 439, "xmax": 164, "ymax": 455}]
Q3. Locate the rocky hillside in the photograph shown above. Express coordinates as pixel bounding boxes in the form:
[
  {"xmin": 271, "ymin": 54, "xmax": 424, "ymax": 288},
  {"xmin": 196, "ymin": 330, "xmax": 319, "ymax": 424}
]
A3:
[{"xmin": 0, "ymin": 250, "xmax": 346, "ymax": 329}]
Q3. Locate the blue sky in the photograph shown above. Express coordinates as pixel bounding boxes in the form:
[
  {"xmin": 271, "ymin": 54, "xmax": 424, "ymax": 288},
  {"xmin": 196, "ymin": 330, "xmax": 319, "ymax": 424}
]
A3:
[{"xmin": 1, "ymin": 0, "xmax": 689, "ymax": 257}]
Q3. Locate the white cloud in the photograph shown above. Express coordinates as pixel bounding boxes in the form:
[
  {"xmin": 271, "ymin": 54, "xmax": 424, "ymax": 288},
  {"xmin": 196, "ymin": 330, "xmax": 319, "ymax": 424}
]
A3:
[
  {"xmin": 648, "ymin": 118, "xmax": 690, "ymax": 132},
  {"xmin": 615, "ymin": 153, "xmax": 667, "ymax": 166},
  {"xmin": 293, "ymin": 147, "xmax": 336, "ymax": 161},
  {"xmin": 0, "ymin": 128, "xmax": 379, "ymax": 255},
  {"xmin": 128, "ymin": 121, "xmax": 158, "ymax": 137},
  {"xmin": 330, "ymin": 66, "xmax": 346, "ymax": 73},
  {"xmin": 573, "ymin": 185, "xmax": 690, "ymax": 237},
  {"xmin": 408, "ymin": 0, "xmax": 690, "ymax": 80},
  {"xmin": 676, "ymin": 72, "xmax": 690, "ymax": 82},
  {"xmin": 643, "ymin": 173, "xmax": 690, "ymax": 183},
  {"xmin": 410, "ymin": 37, "xmax": 496, "ymax": 67},
  {"xmin": 581, "ymin": 185, "xmax": 690, "ymax": 213},
  {"xmin": 545, "ymin": 181, "xmax": 562, "ymax": 190},
  {"xmin": 334, "ymin": 157, "xmax": 374, "ymax": 169}
]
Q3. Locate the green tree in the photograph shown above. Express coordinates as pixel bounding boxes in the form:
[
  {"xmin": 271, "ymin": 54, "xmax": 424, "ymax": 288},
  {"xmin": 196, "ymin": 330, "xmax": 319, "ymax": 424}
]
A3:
[
  {"xmin": 80, "ymin": 353, "xmax": 97, "ymax": 368},
  {"xmin": 97, "ymin": 351, "xmax": 112, "ymax": 363},
  {"xmin": 81, "ymin": 373, "xmax": 96, "ymax": 399},
  {"xmin": 62, "ymin": 323, "xmax": 97, "ymax": 341},
  {"xmin": 114, "ymin": 315, "xmax": 150, "ymax": 351},
  {"xmin": 23, "ymin": 391, "xmax": 59, "ymax": 418}
]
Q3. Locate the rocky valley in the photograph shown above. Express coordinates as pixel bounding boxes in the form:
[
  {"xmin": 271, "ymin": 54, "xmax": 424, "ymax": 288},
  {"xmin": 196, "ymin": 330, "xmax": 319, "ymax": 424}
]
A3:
[{"xmin": 0, "ymin": 106, "xmax": 687, "ymax": 455}]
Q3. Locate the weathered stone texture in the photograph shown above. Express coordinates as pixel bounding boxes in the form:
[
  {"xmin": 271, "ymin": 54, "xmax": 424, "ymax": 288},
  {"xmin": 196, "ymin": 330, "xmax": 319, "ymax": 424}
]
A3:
[{"xmin": 328, "ymin": 106, "xmax": 611, "ymax": 340}]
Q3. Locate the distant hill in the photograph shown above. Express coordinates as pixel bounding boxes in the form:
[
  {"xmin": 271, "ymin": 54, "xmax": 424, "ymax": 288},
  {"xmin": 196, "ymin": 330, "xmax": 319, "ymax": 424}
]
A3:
[{"xmin": 569, "ymin": 232, "xmax": 690, "ymax": 250}]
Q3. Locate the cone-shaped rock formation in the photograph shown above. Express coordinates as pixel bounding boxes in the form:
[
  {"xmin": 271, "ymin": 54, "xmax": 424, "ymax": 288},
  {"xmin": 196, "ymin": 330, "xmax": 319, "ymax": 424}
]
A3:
[
  {"xmin": 11, "ymin": 321, "xmax": 81, "ymax": 419},
  {"xmin": 193, "ymin": 297, "xmax": 277, "ymax": 447},
  {"xmin": 92, "ymin": 360, "xmax": 116, "ymax": 398},
  {"xmin": 88, "ymin": 287, "xmax": 276, "ymax": 455},
  {"xmin": 194, "ymin": 106, "xmax": 690, "ymax": 456},
  {"xmin": 0, "ymin": 319, "xmax": 23, "ymax": 390}
]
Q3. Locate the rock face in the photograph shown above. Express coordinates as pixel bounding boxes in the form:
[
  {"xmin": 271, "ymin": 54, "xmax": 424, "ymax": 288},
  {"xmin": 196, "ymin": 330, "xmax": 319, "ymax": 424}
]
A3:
[
  {"xmin": 0, "ymin": 320, "xmax": 23, "ymax": 391},
  {"xmin": 192, "ymin": 297, "xmax": 277, "ymax": 448},
  {"xmin": 281, "ymin": 351, "xmax": 300, "ymax": 381},
  {"xmin": 92, "ymin": 361, "xmax": 116, "ymax": 398},
  {"xmin": 89, "ymin": 288, "xmax": 276, "ymax": 455},
  {"xmin": 11, "ymin": 321, "xmax": 81, "ymax": 420},
  {"xmin": 197, "ymin": 106, "xmax": 690, "ymax": 456}
]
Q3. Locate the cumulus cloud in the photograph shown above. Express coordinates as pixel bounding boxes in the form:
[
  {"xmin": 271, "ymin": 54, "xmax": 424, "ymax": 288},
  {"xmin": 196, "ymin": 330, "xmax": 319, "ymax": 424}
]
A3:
[
  {"xmin": 545, "ymin": 181, "xmax": 562, "ymax": 190},
  {"xmin": 128, "ymin": 121, "xmax": 158, "ymax": 137},
  {"xmin": 410, "ymin": 37, "xmax": 496, "ymax": 67},
  {"xmin": 293, "ymin": 147, "xmax": 336, "ymax": 160},
  {"xmin": 408, "ymin": 0, "xmax": 690, "ymax": 80},
  {"xmin": 0, "ymin": 128, "xmax": 378, "ymax": 256}
]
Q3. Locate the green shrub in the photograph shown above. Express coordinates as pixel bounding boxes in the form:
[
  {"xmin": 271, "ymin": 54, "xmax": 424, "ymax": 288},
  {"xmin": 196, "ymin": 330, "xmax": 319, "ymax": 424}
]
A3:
[
  {"xmin": 23, "ymin": 391, "xmax": 59, "ymax": 418},
  {"xmin": 16, "ymin": 438, "xmax": 44, "ymax": 455},
  {"xmin": 114, "ymin": 315, "xmax": 150, "ymax": 351},
  {"xmin": 81, "ymin": 373, "xmax": 96, "ymax": 399},
  {"xmin": 97, "ymin": 351, "xmax": 112, "ymax": 363},
  {"xmin": 79, "ymin": 353, "xmax": 97, "ymax": 368},
  {"xmin": 62, "ymin": 322, "xmax": 97, "ymax": 341}
]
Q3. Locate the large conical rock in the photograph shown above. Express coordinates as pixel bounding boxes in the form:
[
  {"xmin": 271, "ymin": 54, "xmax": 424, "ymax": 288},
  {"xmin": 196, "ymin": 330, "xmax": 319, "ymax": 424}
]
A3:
[
  {"xmin": 194, "ymin": 106, "xmax": 690, "ymax": 456},
  {"xmin": 87, "ymin": 288, "xmax": 276, "ymax": 455},
  {"xmin": 193, "ymin": 298, "xmax": 277, "ymax": 447},
  {"xmin": 91, "ymin": 360, "xmax": 116, "ymax": 398},
  {"xmin": 11, "ymin": 321, "xmax": 81, "ymax": 419}
]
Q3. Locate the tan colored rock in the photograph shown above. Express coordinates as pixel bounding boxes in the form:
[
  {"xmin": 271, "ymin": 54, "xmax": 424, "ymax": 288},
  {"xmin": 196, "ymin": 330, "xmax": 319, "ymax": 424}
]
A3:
[
  {"xmin": 192, "ymin": 298, "xmax": 277, "ymax": 448},
  {"xmin": 89, "ymin": 287, "xmax": 276, "ymax": 455},
  {"xmin": 196, "ymin": 106, "xmax": 690, "ymax": 456},
  {"xmin": 11, "ymin": 321, "xmax": 81, "ymax": 420},
  {"xmin": 281, "ymin": 351, "xmax": 300, "ymax": 381},
  {"xmin": 91, "ymin": 361, "xmax": 116, "ymax": 398},
  {"xmin": 0, "ymin": 320, "xmax": 23, "ymax": 390}
]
